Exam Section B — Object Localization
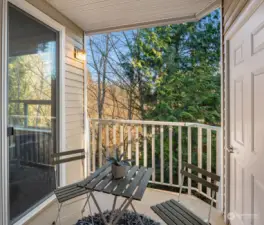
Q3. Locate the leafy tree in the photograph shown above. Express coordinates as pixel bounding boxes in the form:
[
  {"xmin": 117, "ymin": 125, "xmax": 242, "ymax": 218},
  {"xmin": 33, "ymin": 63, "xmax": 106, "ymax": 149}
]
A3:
[{"xmin": 132, "ymin": 10, "xmax": 221, "ymax": 126}]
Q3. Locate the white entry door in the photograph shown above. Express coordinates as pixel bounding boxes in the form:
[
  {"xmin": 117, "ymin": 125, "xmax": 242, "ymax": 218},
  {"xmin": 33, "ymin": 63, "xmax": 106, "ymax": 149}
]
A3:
[{"xmin": 228, "ymin": 2, "xmax": 264, "ymax": 225}]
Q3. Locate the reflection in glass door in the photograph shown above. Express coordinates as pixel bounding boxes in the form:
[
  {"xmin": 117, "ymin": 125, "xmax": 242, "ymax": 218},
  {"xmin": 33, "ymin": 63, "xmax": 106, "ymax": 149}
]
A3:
[{"xmin": 8, "ymin": 4, "xmax": 59, "ymax": 222}]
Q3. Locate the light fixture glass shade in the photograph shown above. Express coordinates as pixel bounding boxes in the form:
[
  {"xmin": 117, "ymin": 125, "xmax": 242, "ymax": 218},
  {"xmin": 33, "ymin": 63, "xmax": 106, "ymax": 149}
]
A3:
[{"xmin": 74, "ymin": 48, "xmax": 86, "ymax": 61}]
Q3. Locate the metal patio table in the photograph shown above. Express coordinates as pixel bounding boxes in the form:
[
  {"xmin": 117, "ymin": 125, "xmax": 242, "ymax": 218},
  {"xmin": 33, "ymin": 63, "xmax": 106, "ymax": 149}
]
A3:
[{"xmin": 79, "ymin": 163, "xmax": 153, "ymax": 225}]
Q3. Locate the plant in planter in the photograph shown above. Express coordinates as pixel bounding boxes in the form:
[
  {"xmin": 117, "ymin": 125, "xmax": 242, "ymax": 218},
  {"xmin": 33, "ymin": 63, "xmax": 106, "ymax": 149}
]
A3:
[{"xmin": 106, "ymin": 148, "xmax": 134, "ymax": 179}]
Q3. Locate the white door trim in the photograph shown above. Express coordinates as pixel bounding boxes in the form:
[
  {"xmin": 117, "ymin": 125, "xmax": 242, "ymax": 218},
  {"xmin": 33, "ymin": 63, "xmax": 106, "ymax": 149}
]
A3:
[
  {"xmin": 1, "ymin": 0, "xmax": 9, "ymax": 224},
  {"xmin": 224, "ymin": 0, "xmax": 264, "ymax": 223},
  {"xmin": 1, "ymin": 0, "xmax": 66, "ymax": 224}
]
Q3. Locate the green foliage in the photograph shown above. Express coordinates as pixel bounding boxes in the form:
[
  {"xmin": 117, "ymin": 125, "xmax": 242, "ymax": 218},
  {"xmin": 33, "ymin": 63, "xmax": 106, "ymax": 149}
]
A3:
[
  {"xmin": 106, "ymin": 148, "xmax": 134, "ymax": 166},
  {"xmin": 132, "ymin": 10, "xmax": 221, "ymax": 126}
]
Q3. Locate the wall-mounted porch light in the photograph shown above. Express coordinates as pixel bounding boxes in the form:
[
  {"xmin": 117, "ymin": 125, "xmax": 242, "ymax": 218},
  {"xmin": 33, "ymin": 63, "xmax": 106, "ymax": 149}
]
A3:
[{"xmin": 74, "ymin": 47, "xmax": 86, "ymax": 61}]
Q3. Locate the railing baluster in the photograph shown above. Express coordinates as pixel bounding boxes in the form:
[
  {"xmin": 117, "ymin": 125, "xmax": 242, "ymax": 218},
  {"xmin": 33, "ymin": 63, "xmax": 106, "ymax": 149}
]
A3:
[
  {"xmin": 152, "ymin": 125, "xmax": 155, "ymax": 182},
  {"xmin": 160, "ymin": 125, "xmax": 164, "ymax": 183},
  {"xmin": 216, "ymin": 129, "xmax": 223, "ymax": 210},
  {"xmin": 99, "ymin": 122, "xmax": 102, "ymax": 167},
  {"xmin": 106, "ymin": 124, "xmax": 109, "ymax": 157},
  {"xmin": 87, "ymin": 120, "xmax": 91, "ymax": 176},
  {"xmin": 92, "ymin": 121, "xmax": 96, "ymax": 172},
  {"xmin": 128, "ymin": 125, "xmax": 132, "ymax": 159},
  {"xmin": 136, "ymin": 126, "xmax": 139, "ymax": 166},
  {"xmin": 169, "ymin": 126, "xmax": 173, "ymax": 184},
  {"xmin": 178, "ymin": 126, "xmax": 182, "ymax": 185},
  {"xmin": 144, "ymin": 125, "xmax": 147, "ymax": 167},
  {"xmin": 188, "ymin": 127, "xmax": 192, "ymax": 195},
  {"xmin": 120, "ymin": 124, "xmax": 124, "ymax": 154},
  {"xmin": 113, "ymin": 124, "xmax": 116, "ymax": 150},
  {"xmin": 198, "ymin": 127, "xmax": 202, "ymax": 192},
  {"xmin": 207, "ymin": 129, "xmax": 212, "ymax": 196}
]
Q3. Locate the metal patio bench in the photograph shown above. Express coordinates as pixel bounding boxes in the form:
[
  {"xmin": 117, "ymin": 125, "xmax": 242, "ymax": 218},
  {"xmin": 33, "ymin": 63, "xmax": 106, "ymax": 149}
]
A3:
[
  {"xmin": 151, "ymin": 162, "xmax": 220, "ymax": 225},
  {"xmin": 51, "ymin": 149, "xmax": 110, "ymax": 225}
]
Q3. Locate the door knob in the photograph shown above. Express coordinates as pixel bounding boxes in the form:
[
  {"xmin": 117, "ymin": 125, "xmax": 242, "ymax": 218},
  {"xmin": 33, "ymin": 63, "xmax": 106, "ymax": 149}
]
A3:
[{"xmin": 226, "ymin": 146, "xmax": 235, "ymax": 153}]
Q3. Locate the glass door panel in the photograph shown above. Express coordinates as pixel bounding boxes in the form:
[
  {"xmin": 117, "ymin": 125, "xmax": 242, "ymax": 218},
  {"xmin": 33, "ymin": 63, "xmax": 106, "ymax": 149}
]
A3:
[{"xmin": 8, "ymin": 4, "xmax": 58, "ymax": 222}]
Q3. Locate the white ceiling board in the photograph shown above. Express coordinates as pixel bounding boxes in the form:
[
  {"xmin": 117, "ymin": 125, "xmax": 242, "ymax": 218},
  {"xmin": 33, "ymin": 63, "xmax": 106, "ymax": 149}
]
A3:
[{"xmin": 46, "ymin": 0, "xmax": 220, "ymax": 34}]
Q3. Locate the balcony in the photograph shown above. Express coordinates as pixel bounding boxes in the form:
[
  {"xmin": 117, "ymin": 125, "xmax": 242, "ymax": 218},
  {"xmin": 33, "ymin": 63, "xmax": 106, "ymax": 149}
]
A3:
[{"xmin": 23, "ymin": 118, "xmax": 223, "ymax": 225}]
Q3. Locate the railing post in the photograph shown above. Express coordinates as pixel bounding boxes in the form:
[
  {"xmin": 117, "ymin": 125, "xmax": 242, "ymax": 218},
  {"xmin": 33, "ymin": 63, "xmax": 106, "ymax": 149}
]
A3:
[
  {"xmin": 187, "ymin": 127, "xmax": 192, "ymax": 195},
  {"xmin": 216, "ymin": 129, "xmax": 223, "ymax": 211},
  {"xmin": 198, "ymin": 127, "xmax": 202, "ymax": 192},
  {"xmin": 169, "ymin": 126, "xmax": 173, "ymax": 184},
  {"xmin": 152, "ymin": 125, "xmax": 155, "ymax": 182},
  {"xmin": 160, "ymin": 125, "xmax": 164, "ymax": 183},
  {"xmin": 207, "ymin": 129, "xmax": 212, "ymax": 197},
  {"xmin": 144, "ymin": 125, "xmax": 147, "ymax": 167},
  {"xmin": 178, "ymin": 126, "xmax": 182, "ymax": 185}
]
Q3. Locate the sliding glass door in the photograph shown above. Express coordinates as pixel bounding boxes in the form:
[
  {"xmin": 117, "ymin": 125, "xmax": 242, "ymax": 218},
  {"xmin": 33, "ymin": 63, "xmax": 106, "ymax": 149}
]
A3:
[{"xmin": 8, "ymin": 4, "xmax": 59, "ymax": 222}]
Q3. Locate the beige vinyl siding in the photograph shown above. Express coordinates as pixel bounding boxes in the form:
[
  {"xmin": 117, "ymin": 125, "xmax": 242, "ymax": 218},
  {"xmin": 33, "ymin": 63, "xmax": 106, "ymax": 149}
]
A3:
[{"xmin": 26, "ymin": 0, "xmax": 85, "ymax": 184}]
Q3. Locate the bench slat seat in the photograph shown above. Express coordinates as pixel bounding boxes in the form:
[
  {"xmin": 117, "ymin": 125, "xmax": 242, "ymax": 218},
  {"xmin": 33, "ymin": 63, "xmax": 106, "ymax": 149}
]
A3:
[
  {"xmin": 152, "ymin": 200, "xmax": 207, "ymax": 225},
  {"xmin": 54, "ymin": 181, "xmax": 89, "ymax": 203},
  {"xmin": 151, "ymin": 162, "xmax": 220, "ymax": 225}
]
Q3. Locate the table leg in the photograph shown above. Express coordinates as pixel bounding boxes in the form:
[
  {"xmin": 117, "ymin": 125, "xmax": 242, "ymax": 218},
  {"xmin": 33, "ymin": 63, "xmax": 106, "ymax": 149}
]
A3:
[
  {"xmin": 81, "ymin": 192, "xmax": 91, "ymax": 217},
  {"xmin": 90, "ymin": 193, "xmax": 140, "ymax": 225},
  {"xmin": 90, "ymin": 192, "xmax": 109, "ymax": 225},
  {"xmin": 112, "ymin": 197, "xmax": 133, "ymax": 225},
  {"xmin": 131, "ymin": 202, "xmax": 144, "ymax": 225},
  {"xmin": 88, "ymin": 194, "xmax": 94, "ymax": 225},
  {"xmin": 109, "ymin": 196, "xmax": 118, "ymax": 224}
]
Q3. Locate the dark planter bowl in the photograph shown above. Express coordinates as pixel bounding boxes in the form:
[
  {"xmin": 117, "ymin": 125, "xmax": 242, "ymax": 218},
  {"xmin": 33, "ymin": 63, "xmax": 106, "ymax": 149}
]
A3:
[{"xmin": 112, "ymin": 164, "xmax": 127, "ymax": 179}]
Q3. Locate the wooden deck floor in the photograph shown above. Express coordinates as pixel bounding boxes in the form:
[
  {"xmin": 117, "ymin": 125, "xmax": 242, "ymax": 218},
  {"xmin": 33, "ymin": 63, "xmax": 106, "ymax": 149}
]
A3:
[{"xmin": 26, "ymin": 188, "xmax": 225, "ymax": 225}]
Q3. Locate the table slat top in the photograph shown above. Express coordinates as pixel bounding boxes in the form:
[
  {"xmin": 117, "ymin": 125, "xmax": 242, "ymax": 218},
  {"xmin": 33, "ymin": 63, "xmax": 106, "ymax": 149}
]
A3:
[{"xmin": 80, "ymin": 164, "xmax": 152, "ymax": 201}]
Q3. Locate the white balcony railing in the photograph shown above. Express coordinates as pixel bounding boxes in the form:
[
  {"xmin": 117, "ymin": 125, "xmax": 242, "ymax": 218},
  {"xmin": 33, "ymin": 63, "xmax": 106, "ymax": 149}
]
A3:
[{"xmin": 87, "ymin": 119, "xmax": 223, "ymax": 210}]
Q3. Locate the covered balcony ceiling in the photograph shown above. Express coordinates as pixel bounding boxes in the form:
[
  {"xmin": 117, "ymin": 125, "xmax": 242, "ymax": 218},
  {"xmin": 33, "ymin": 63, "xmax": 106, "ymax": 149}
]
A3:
[{"xmin": 46, "ymin": 0, "xmax": 220, "ymax": 34}]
